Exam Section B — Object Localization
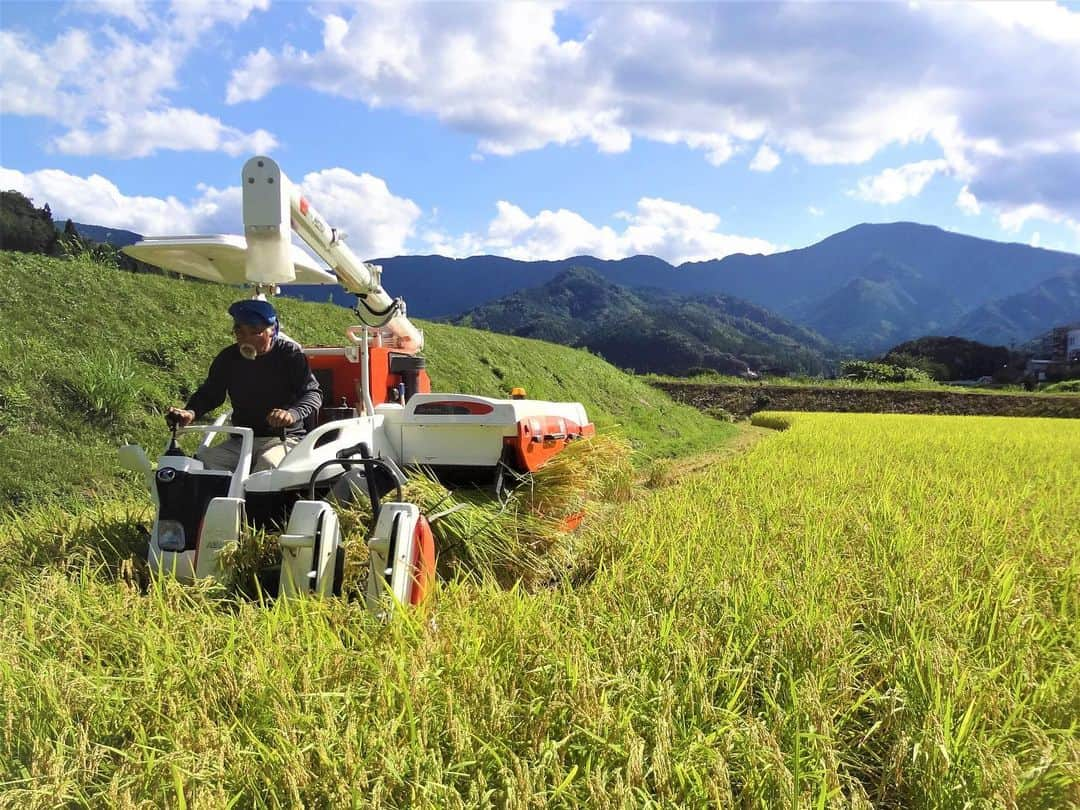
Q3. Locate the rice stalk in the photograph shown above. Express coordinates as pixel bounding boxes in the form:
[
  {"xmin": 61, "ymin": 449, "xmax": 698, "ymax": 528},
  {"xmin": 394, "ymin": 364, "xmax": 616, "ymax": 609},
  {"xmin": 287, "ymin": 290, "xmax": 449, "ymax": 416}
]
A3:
[
  {"xmin": 523, "ymin": 433, "xmax": 635, "ymax": 521},
  {"xmin": 213, "ymin": 434, "xmax": 635, "ymax": 593}
]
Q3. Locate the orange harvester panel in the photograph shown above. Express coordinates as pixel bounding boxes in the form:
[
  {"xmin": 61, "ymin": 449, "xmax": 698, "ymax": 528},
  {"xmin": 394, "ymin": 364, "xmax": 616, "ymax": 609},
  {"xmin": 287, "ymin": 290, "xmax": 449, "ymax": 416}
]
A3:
[
  {"xmin": 305, "ymin": 346, "xmax": 430, "ymax": 409},
  {"xmin": 409, "ymin": 516, "xmax": 437, "ymax": 605},
  {"xmin": 509, "ymin": 416, "xmax": 596, "ymax": 472}
]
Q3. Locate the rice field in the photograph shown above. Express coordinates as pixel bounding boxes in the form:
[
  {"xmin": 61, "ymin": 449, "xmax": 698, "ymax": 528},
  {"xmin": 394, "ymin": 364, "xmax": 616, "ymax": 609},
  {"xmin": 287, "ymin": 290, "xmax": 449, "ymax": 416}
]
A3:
[{"xmin": 1, "ymin": 412, "xmax": 1077, "ymax": 808}]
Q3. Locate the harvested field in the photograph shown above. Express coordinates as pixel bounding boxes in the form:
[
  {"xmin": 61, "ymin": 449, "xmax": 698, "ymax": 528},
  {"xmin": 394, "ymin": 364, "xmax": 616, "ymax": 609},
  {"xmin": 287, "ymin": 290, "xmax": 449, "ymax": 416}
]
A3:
[{"xmin": 654, "ymin": 381, "xmax": 1080, "ymax": 419}]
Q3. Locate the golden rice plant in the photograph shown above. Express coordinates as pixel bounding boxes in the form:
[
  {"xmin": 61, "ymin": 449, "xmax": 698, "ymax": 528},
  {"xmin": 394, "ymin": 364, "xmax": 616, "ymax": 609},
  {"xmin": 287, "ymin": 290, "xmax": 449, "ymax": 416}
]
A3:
[
  {"xmin": 213, "ymin": 434, "xmax": 635, "ymax": 593},
  {"xmin": 523, "ymin": 432, "xmax": 635, "ymax": 521},
  {"xmin": 216, "ymin": 523, "xmax": 280, "ymax": 597}
]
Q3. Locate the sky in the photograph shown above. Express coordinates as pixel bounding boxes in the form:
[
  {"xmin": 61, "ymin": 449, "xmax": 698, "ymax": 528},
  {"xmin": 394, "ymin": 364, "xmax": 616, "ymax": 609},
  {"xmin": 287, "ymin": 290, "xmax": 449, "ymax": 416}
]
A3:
[{"xmin": 2, "ymin": 0, "xmax": 1080, "ymax": 265}]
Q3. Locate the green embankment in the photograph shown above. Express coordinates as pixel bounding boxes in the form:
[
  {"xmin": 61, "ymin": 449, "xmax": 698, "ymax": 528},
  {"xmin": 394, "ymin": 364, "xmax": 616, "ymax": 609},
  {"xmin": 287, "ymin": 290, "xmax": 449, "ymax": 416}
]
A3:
[
  {"xmin": 1, "ymin": 412, "xmax": 1076, "ymax": 806},
  {"xmin": 0, "ymin": 252, "xmax": 734, "ymax": 504}
]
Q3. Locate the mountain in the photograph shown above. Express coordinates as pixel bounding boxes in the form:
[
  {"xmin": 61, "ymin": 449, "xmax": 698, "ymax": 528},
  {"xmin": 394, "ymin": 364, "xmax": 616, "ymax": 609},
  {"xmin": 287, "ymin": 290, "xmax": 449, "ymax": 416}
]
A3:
[
  {"xmin": 287, "ymin": 222, "xmax": 1079, "ymax": 355},
  {"xmin": 452, "ymin": 267, "xmax": 834, "ymax": 376},
  {"xmin": 791, "ymin": 256, "xmax": 966, "ymax": 352},
  {"xmin": 946, "ymin": 268, "xmax": 1080, "ymax": 346},
  {"xmin": 289, "ymin": 254, "xmax": 672, "ymax": 317},
  {"xmin": 56, "ymin": 215, "xmax": 1080, "ymax": 356},
  {"xmin": 677, "ymin": 222, "xmax": 1079, "ymax": 315},
  {"xmin": 54, "ymin": 221, "xmax": 143, "ymax": 248}
]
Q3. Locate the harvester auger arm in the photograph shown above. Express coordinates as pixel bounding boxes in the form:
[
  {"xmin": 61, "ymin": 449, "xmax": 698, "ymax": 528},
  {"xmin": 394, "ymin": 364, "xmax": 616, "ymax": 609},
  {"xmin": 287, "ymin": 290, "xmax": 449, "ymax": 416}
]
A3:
[{"xmin": 241, "ymin": 156, "xmax": 423, "ymax": 355}]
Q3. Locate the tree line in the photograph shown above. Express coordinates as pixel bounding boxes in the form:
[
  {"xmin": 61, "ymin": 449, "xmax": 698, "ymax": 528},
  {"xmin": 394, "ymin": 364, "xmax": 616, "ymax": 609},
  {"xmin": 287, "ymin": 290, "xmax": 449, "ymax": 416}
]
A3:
[{"xmin": 0, "ymin": 190, "xmax": 161, "ymax": 274}]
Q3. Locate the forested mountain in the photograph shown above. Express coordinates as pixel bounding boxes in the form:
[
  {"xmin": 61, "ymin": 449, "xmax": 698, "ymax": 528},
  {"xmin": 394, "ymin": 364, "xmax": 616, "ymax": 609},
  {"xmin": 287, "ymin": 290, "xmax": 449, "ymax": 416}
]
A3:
[
  {"xmin": 453, "ymin": 267, "xmax": 834, "ymax": 376},
  {"xmin": 945, "ymin": 268, "xmax": 1080, "ymax": 347},
  {"xmin": 789, "ymin": 256, "xmax": 967, "ymax": 352},
  {"xmin": 57, "ymin": 221, "xmax": 143, "ymax": 248}
]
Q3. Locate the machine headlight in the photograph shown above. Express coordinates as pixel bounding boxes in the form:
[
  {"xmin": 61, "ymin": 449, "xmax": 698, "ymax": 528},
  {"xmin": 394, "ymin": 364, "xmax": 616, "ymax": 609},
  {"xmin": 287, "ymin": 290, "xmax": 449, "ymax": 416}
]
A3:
[{"xmin": 157, "ymin": 520, "xmax": 186, "ymax": 552}]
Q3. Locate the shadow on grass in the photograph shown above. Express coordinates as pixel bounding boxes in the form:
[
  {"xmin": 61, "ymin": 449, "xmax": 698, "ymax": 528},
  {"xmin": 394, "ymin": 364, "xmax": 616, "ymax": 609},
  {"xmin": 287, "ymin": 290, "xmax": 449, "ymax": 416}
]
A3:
[{"xmin": 0, "ymin": 501, "xmax": 152, "ymax": 590}]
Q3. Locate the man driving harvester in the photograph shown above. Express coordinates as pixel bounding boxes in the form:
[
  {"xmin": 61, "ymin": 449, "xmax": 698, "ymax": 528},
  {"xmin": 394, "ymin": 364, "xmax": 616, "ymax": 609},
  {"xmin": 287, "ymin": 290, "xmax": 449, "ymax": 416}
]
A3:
[{"xmin": 166, "ymin": 299, "xmax": 322, "ymax": 473}]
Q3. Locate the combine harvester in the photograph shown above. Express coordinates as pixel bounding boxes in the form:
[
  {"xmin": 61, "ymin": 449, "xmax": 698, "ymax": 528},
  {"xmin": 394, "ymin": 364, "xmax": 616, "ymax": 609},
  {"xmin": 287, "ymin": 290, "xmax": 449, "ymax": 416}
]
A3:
[{"xmin": 119, "ymin": 156, "xmax": 594, "ymax": 608}]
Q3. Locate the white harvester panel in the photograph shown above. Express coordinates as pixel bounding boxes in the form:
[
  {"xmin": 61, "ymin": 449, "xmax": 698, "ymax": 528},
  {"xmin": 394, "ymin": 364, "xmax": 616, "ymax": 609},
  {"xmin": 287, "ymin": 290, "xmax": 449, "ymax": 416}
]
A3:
[
  {"xmin": 243, "ymin": 416, "xmax": 386, "ymax": 493},
  {"xmin": 242, "ymin": 157, "xmax": 295, "ymax": 284},
  {"xmin": 193, "ymin": 497, "xmax": 244, "ymax": 581},
  {"xmin": 366, "ymin": 502, "xmax": 421, "ymax": 609},
  {"xmin": 123, "ymin": 235, "xmax": 336, "ymax": 286},
  {"xmin": 278, "ymin": 501, "xmax": 342, "ymax": 599},
  {"xmin": 387, "ymin": 393, "xmax": 590, "ymax": 469}
]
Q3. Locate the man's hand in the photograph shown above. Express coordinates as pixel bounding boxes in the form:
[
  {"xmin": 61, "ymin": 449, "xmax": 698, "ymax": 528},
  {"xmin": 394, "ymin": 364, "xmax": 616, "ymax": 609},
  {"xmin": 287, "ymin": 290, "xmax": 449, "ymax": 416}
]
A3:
[
  {"xmin": 267, "ymin": 408, "xmax": 296, "ymax": 429},
  {"xmin": 166, "ymin": 407, "xmax": 195, "ymax": 428}
]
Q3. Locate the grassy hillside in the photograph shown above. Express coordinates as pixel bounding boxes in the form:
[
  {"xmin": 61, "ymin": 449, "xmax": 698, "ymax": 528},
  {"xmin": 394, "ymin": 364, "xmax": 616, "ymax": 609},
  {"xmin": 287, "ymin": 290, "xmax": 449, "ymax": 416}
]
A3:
[
  {"xmin": 1, "ymin": 412, "xmax": 1075, "ymax": 806},
  {"xmin": 0, "ymin": 252, "xmax": 735, "ymax": 504}
]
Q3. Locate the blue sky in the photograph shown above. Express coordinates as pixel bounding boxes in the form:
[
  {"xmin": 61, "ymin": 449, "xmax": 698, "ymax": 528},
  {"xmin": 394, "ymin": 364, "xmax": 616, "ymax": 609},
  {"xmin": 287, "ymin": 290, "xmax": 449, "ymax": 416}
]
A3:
[{"xmin": 2, "ymin": 1, "xmax": 1079, "ymax": 264}]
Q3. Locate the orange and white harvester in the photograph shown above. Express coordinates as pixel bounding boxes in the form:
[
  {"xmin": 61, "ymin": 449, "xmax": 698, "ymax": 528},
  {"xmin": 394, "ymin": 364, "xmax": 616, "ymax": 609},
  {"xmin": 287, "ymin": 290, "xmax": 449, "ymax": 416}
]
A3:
[{"xmin": 119, "ymin": 156, "xmax": 593, "ymax": 608}]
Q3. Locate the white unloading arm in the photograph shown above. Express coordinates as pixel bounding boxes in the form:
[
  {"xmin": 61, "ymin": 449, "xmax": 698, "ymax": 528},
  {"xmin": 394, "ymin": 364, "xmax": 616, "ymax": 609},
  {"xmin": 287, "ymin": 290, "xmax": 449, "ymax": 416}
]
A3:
[{"xmin": 243, "ymin": 156, "xmax": 423, "ymax": 354}]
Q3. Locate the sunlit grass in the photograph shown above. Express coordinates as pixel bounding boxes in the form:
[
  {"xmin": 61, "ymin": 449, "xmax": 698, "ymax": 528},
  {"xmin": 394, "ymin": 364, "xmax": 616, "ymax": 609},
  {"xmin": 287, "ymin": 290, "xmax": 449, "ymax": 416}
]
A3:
[{"xmin": 1, "ymin": 415, "xmax": 1076, "ymax": 807}]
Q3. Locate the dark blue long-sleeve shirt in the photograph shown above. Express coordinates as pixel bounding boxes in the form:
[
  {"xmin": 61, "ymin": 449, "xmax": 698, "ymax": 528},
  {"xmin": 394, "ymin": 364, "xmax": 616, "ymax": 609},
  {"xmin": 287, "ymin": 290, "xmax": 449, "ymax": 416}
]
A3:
[{"xmin": 185, "ymin": 336, "xmax": 322, "ymax": 437}]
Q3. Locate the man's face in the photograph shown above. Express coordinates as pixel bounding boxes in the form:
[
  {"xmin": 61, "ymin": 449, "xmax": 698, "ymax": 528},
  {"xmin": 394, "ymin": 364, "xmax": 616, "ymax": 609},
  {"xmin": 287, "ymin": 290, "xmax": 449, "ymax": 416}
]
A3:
[{"xmin": 233, "ymin": 322, "xmax": 274, "ymax": 356}]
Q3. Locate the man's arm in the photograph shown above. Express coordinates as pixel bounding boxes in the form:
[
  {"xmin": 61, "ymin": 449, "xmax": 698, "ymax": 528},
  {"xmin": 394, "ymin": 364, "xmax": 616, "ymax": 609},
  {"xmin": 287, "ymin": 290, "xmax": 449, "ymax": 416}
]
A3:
[
  {"xmin": 284, "ymin": 351, "xmax": 323, "ymax": 425},
  {"xmin": 184, "ymin": 351, "xmax": 230, "ymax": 420}
]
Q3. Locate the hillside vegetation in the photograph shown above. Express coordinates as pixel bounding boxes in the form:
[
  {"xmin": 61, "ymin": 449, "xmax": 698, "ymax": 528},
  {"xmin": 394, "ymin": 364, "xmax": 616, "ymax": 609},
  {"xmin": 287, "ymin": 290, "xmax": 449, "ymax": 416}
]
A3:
[
  {"xmin": 0, "ymin": 252, "xmax": 735, "ymax": 504},
  {"xmin": 1, "ymin": 412, "xmax": 1076, "ymax": 806},
  {"xmin": 453, "ymin": 267, "xmax": 833, "ymax": 376}
]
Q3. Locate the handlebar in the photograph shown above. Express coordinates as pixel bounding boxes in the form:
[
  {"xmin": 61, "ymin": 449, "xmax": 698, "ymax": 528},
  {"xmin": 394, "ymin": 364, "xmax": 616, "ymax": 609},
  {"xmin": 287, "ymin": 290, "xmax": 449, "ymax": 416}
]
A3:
[{"xmin": 307, "ymin": 442, "xmax": 404, "ymax": 521}]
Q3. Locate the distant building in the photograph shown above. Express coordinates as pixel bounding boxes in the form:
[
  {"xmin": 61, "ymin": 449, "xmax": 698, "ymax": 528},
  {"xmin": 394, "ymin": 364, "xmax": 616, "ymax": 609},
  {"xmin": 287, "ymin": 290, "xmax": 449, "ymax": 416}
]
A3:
[
  {"xmin": 1067, "ymin": 327, "xmax": 1080, "ymax": 363},
  {"xmin": 1043, "ymin": 323, "xmax": 1080, "ymax": 363},
  {"xmin": 1026, "ymin": 322, "xmax": 1080, "ymax": 386}
]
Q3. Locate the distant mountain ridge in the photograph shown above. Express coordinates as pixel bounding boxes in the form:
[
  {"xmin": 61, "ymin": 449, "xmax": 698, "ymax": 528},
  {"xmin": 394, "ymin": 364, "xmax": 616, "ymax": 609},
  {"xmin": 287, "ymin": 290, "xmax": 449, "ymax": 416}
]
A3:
[
  {"xmin": 452, "ymin": 267, "xmax": 834, "ymax": 376},
  {"xmin": 337, "ymin": 222, "xmax": 1077, "ymax": 352},
  {"xmin": 53, "ymin": 221, "xmax": 143, "ymax": 248},
  {"xmin": 46, "ymin": 213, "xmax": 1080, "ymax": 353},
  {"xmin": 948, "ymin": 268, "xmax": 1080, "ymax": 346}
]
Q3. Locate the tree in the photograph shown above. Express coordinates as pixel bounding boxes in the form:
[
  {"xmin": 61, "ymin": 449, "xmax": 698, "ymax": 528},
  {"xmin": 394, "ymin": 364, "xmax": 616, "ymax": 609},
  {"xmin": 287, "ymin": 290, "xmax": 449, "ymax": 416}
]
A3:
[{"xmin": 0, "ymin": 190, "xmax": 58, "ymax": 254}]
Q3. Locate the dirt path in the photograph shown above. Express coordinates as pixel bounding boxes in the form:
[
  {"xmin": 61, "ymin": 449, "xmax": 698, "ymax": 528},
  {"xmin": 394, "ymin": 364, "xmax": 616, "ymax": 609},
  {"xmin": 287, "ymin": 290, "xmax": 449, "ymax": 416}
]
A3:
[{"xmin": 644, "ymin": 423, "xmax": 773, "ymax": 488}]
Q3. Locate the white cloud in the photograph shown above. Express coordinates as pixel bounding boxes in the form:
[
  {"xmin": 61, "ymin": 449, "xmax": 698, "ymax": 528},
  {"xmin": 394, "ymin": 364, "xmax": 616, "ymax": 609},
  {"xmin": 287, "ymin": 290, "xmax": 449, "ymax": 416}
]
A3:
[
  {"xmin": 996, "ymin": 203, "xmax": 1080, "ymax": 249},
  {"xmin": 851, "ymin": 159, "xmax": 949, "ymax": 204},
  {"xmin": 807, "ymin": 206, "xmax": 824, "ymax": 217},
  {"xmin": 424, "ymin": 197, "xmax": 776, "ymax": 264},
  {"xmin": 81, "ymin": 0, "xmax": 154, "ymax": 30},
  {"xmin": 0, "ymin": 2, "xmax": 271, "ymax": 157},
  {"xmin": 0, "ymin": 165, "xmax": 421, "ymax": 258},
  {"xmin": 52, "ymin": 110, "xmax": 278, "ymax": 158},
  {"xmin": 1029, "ymin": 231, "xmax": 1041, "ymax": 248},
  {"xmin": 971, "ymin": 1, "xmax": 1080, "ymax": 46},
  {"xmin": 224, "ymin": 2, "xmax": 1080, "ymax": 225},
  {"xmin": 295, "ymin": 169, "xmax": 422, "ymax": 259},
  {"xmin": 749, "ymin": 145, "xmax": 780, "ymax": 172},
  {"xmin": 0, "ymin": 165, "xmax": 230, "ymax": 235},
  {"xmin": 3, "ymin": 164, "xmax": 772, "ymax": 264},
  {"xmin": 956, "ymin": 185, "xmax": 981, "ymax": 216},
  {"xmin": 998, "ymin": 203, "xmax": 1063, "ymax": 233}
]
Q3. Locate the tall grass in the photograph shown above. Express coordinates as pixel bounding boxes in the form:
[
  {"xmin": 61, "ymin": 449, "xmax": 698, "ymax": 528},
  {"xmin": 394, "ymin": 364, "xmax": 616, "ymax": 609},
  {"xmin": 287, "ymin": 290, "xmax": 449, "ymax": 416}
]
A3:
[{"xmin": 1, "ymin": 415, "xmax": 1076, "ymax": 807}]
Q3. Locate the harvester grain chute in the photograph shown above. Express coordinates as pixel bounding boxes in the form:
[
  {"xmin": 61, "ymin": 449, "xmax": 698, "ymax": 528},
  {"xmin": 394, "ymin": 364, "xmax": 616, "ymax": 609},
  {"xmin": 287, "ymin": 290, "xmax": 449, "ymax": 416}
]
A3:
[{"xmin": 119, "ymin": 156, "xmax": 594, "ymax": 609}]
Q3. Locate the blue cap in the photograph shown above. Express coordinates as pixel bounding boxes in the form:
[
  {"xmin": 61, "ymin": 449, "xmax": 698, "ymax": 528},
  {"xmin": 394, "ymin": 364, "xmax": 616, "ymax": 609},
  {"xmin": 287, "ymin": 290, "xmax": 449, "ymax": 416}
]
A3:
[{"xmin": 228, "ymin": 299, "xmax": 278, "ymax": 328}]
